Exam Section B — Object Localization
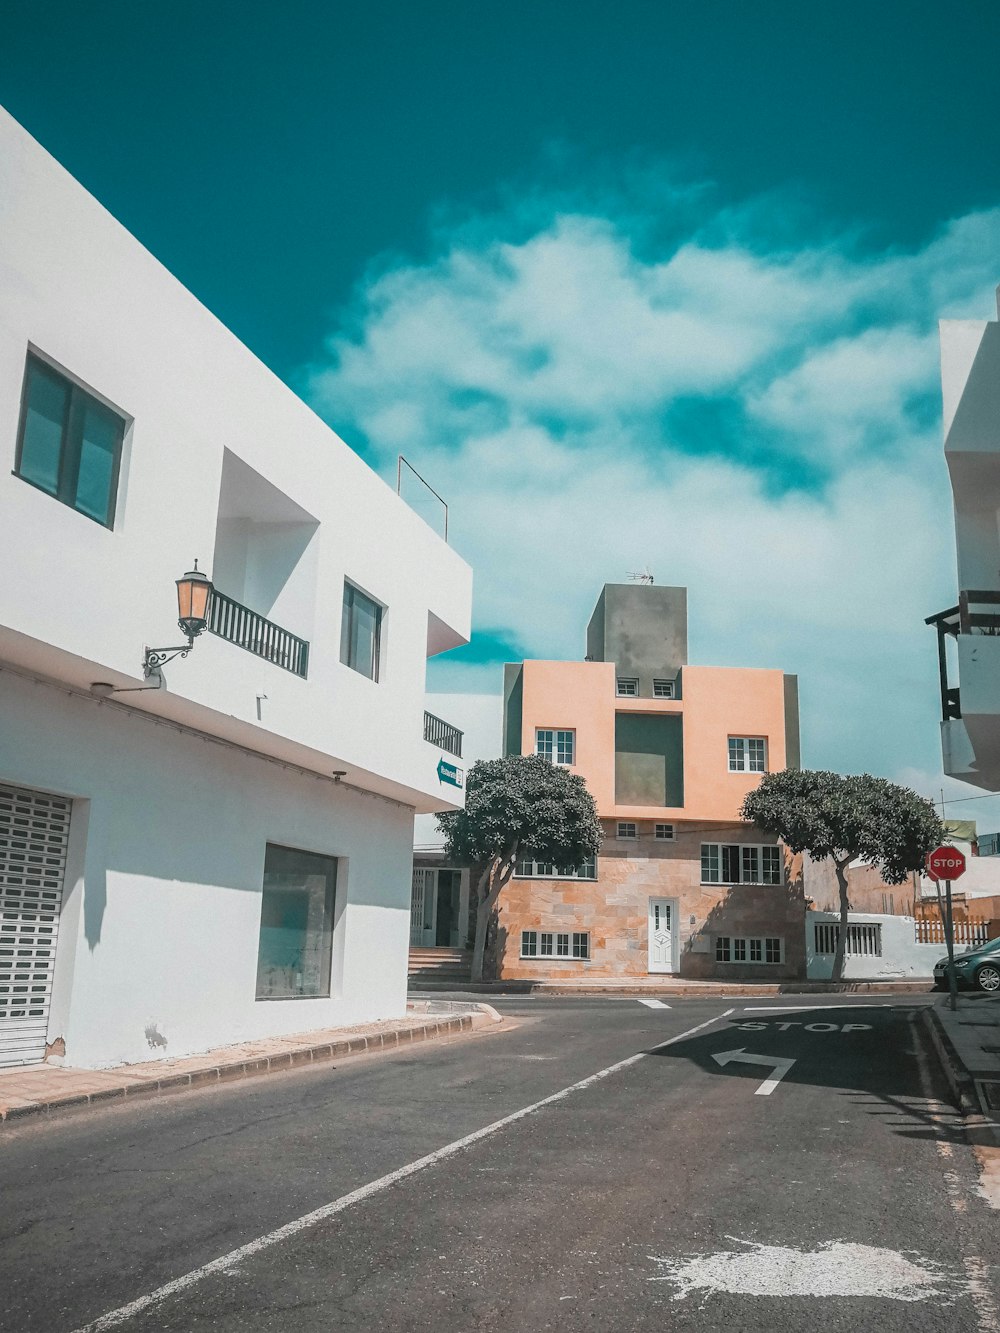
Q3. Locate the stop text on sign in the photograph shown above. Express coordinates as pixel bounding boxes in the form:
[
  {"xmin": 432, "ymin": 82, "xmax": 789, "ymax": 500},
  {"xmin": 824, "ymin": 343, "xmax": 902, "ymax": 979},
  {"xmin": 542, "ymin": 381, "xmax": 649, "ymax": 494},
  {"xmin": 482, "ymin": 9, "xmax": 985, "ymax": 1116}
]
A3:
[
  {"xmin": 926, "ymin": 844, "xmax": 967, "ymax": 882},
  {"xmin": 738, "ymin": 1021, "xmax": 872, "ymax": 1033}
]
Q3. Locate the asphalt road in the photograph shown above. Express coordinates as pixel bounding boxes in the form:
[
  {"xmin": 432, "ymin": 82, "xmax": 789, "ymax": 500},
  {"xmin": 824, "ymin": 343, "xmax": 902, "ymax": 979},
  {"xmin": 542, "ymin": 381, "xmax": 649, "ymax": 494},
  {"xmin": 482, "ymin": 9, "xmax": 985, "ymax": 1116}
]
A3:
[{"xmin": 0, "ymin": 995, "xmax": 996, "ymax": 1332}]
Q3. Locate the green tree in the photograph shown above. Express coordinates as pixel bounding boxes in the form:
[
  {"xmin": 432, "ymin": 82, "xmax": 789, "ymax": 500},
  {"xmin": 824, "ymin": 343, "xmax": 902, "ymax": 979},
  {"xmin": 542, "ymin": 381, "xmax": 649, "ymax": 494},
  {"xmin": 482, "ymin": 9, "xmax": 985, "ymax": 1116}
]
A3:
[
  {"xmin": 437, "ymin": 755, "xmax": 603, "ymax": 983},
  {"xmin": 741, "ymin": 770, "xmax": 943, "ymax": 982}
]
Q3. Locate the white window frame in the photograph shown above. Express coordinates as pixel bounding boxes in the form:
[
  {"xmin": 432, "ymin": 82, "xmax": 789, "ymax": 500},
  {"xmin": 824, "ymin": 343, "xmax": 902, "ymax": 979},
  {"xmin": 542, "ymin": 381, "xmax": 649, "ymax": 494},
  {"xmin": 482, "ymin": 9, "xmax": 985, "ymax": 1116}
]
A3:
[
  {"xmin": 654, "ymin": 823, "xmax": 675, "ymax": 841},
  {"xmin": 728, "ymin": 736, "xmax": 767, "ymax": 773},
  {"xmin": 617, "ymin": 821, "xmax": 638, "ymax": 840},
  {"xmin": 520, "ymin": 930, "xmax": 590, "ymax": 960},
  {"xmin": 535, "ymin": 728, "xmax": 575, "ymax": 766},
  {"xmin": 514, "ymin": 856, "xmax": 597, "ymax": 880},
  {"xmin": 701, "ymin": 843, "xmax": 782, "ymax": 885},
  {"xmin": 715, "ymin": 935, "xmax": 784, "ymax": 965},
  {"xmin": 652, "ymin": 679, "xmax": 675, "ymax": 699},
  {"xmin": 616, "ymin": 677, "xmax": 639, "ymax": 697}
]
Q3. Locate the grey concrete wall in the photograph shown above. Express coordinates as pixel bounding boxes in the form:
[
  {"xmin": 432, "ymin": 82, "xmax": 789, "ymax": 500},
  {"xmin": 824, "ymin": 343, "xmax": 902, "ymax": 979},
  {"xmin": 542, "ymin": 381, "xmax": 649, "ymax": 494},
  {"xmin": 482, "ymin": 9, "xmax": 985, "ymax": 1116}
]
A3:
[
  {"xmin": 585, "ymin": 584, "xmax": 688, "ymax": 696},
  {"xmin": 614, "ymin": 712, "xmax": 684, "ymax": 806},
  {"xmin": 783, "ymin": 675, "xmax": 800, "ymax": 769},
  {"xmin": 585, "ymin": 587, "xmax": 606, "ymax": 662},
  {"xmin": 502, "ymin": 663, "xmax": 523, "ymax": 756}
]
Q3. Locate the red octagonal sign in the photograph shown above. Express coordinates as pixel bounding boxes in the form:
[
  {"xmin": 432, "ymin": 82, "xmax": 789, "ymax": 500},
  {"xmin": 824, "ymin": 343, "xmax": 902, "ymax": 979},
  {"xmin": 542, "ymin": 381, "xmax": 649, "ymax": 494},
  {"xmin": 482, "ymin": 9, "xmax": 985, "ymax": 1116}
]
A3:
[{"xmin": 926, "ymin": 845, "xmax": 967, "ymax": 882}]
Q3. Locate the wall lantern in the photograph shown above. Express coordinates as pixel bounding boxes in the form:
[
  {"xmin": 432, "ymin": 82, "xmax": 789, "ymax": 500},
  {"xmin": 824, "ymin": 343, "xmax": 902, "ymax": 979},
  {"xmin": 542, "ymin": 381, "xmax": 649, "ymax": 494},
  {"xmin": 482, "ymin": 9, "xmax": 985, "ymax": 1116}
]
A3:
[{"xmin": 142, "ymin": 561, "xmax": 214, "ymax": 678}]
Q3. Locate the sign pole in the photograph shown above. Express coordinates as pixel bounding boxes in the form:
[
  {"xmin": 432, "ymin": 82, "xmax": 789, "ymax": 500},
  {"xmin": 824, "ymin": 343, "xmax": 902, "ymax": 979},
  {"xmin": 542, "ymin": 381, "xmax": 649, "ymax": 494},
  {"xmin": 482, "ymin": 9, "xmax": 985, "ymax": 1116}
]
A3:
[
  {"xmin": 926, "ymin": 845, "xmax": 967, "ymax": 1012},
  {"xmin": 944, "ymin": 879, "xmax": 958, "ymax": 1012}
]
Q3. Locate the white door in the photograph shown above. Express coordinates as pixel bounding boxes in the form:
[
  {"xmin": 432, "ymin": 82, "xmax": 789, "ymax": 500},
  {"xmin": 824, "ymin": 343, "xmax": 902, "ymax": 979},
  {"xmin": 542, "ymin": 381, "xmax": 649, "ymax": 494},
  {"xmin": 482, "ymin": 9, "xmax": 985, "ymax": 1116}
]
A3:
[
  {"xmin": 648, "ymin": 897, "xmax": 676, "ymax": 974},
  {"xmin": 0, "ymin": 784, "xmax": 73, "ymax": 1068}
]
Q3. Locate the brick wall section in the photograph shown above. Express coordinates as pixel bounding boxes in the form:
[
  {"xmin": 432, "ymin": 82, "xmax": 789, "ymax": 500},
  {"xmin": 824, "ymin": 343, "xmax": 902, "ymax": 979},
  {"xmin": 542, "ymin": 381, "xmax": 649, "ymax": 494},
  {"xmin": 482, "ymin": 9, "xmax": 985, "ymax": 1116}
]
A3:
[{"xmin": 496, "ymin": 833, "xmax": 806, "ymax": 981}]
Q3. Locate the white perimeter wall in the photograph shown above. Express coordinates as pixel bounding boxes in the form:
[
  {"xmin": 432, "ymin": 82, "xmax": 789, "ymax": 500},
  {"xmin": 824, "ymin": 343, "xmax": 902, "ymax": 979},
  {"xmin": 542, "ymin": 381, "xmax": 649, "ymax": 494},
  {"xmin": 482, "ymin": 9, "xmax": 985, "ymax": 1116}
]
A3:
[
  {"xmin": 805, "ymin": 911, "xmax": 941, "ymax": 981},
  {"xmin": 1, "ymin": 667, "xmax": 415, "ymax": 1069}
]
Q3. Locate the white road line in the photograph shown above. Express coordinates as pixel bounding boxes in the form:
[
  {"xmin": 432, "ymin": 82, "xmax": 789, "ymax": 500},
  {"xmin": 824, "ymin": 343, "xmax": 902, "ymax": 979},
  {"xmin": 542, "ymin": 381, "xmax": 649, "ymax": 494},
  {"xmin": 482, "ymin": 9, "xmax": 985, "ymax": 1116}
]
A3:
[
  {"xmin": 638, "ymin": 998, "xmax": 671, "ymax": 1009},
  {"xmin": 72, "ymin": 1008, "xmax": 735, "ymax": 1332},
  {"xmin": 742, "ymin": 1004, "xmax": 892, "ymax": 1013}
]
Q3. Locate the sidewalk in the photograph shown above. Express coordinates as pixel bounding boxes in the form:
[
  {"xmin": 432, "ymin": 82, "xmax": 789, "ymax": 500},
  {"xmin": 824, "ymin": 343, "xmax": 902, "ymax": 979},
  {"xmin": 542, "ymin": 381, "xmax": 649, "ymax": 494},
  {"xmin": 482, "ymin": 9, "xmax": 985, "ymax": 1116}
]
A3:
[
  {"xmin": 410, "ymin": 977, "xmax": 934, "ymax": 997},
  {"xmin": 0, "ymin": 1001, "xmax": 499, "ymax": 1125},
  {"xmin": 923, "ymin": 993, "xmax": 1000, "ymax": 1121}
]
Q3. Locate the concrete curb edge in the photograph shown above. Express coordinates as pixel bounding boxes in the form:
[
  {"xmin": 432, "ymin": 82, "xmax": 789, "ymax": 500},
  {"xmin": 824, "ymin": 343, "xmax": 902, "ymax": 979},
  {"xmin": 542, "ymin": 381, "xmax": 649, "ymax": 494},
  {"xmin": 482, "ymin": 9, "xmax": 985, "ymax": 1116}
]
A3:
[
  {"xmin": 0, "ymin": 1014, "xmax": 477, "ymax": 1126},
  {"xmin": 920, "ymin": 1005, "xmax": 980, "ymax": 1115}
]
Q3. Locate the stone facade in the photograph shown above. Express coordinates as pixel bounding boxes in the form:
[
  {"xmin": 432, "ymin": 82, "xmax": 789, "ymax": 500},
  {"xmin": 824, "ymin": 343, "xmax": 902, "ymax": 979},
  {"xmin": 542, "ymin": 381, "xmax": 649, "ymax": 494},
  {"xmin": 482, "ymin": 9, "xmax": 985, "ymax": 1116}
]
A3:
[{"xmin": 496, "ymin": 826, "xmax": 806, "ymax": 982}]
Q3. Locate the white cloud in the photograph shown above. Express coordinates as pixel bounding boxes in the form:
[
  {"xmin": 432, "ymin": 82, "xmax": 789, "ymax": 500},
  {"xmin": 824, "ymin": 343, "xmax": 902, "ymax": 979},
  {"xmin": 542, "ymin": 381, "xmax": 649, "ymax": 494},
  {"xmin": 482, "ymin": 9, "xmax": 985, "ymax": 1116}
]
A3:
[{"xmin": 305, "ymin": 183, "xmax": 1000, "ymax": 803}]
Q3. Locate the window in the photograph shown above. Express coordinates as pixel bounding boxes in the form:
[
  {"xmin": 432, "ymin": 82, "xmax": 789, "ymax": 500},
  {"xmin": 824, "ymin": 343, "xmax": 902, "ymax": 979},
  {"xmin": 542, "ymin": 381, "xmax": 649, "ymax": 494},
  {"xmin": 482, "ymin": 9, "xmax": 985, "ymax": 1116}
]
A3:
[
  {"xmin": 514, "ymin": 856, "xmax": 597, "ymax": 880},
  {"xmin": 654, "ymin": 823, "xmax": 675, "ymax": 841},
  {"xmin": 617, "ymin": 821, "xmax": 638, "ymax": 839},
  {"xmin": 15, "ymin": 353, "xmax": 126, "ymax": 527},
  {"xmin": 728, "ymin": 736, "xmax": 767, "ymax": 773},
  {"xmin": 814, "ymin": 922, "xmax": 882, "ymax": 957},
  {"xmin": 653, "ymin": 679, "xmax": 675, "ymax": 699},
  {"xmin": 616, "ymin": 677, "xmax": 639, "ymax": 697},
  {"xmin": 340, "ymin": 582, "xmax": 382, "ymax": 680},
  {"xmin": 520, "ymin": 930, "xmax": 590, "ymax": 960},
  {"xmin": 255, "ymin": 844, "xmax": 337, "ymax": 999},
  {"xmin": 715, "ymin": 936, "xmax": 783, "ymax": 964},
  {"xmin": 535, "ymin": 728, "xmax": 575, "ymax": 765},
  {"xmin": 701, "ymin": 843, "xmax": 782, "ymax": 885}
]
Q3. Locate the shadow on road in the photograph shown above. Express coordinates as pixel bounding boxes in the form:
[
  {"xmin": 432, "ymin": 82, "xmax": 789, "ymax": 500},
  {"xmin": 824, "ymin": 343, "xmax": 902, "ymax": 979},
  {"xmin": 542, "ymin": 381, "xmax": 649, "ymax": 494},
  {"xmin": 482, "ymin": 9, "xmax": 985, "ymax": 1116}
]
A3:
[{"xmin": 648, "ymin": 1005, "xmax": 961, "ymax": 1142}]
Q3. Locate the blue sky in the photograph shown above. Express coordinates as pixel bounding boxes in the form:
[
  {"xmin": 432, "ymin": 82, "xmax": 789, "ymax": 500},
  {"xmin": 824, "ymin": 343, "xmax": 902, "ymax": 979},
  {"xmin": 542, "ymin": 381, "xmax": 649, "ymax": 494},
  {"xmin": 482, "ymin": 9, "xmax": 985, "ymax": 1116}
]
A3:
[{"xmin": 4, "ymin": 1, "xmax": 1000, "ymax": 823}]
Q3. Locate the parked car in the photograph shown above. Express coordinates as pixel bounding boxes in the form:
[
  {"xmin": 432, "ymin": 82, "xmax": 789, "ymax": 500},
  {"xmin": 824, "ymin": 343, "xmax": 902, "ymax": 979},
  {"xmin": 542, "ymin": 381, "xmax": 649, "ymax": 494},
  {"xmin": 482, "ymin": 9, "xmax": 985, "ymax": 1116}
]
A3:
[{"xmin": 933, "ymin": 937, "xmax": 1000, "ymax": 992}]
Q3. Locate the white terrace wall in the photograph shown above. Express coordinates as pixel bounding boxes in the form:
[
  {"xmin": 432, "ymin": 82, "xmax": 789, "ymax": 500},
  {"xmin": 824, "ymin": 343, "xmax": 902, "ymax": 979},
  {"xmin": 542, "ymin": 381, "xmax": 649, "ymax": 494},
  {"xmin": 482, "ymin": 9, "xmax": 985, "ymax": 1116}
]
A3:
[{"xmin": 805, "ymin": 911, "xmax": 941, "ymax": 981}]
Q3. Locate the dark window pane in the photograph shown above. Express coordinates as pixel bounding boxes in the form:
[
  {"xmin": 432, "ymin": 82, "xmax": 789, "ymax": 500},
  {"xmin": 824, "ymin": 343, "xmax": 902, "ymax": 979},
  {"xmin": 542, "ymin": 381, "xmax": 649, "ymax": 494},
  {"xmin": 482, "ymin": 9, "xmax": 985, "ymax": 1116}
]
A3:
[
  {"xmin": 341, "ymin": 583, "xmax": 382, "ymax": 680},
  {"xmin": 19, "ymin": 362, "xmax": 68, "ymax": 495},
  {"xmin": 74, "ymin": 398, "xmax": 121, "ymax": 523}
]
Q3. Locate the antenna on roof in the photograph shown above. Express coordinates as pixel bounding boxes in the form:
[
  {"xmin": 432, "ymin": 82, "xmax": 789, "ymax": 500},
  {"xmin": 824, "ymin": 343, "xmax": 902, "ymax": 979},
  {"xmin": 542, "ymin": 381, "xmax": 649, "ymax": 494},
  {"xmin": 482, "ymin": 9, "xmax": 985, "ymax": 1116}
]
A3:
[{"xmin": 628, "ymin": 567, "xmax": 654, "ymax": 585}]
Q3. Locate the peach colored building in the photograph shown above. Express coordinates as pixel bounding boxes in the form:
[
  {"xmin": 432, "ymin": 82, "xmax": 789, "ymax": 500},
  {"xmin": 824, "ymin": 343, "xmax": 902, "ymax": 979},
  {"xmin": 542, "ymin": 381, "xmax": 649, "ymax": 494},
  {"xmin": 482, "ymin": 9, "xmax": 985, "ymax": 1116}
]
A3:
[{"xmin": 497, "ymin": 584, "xmax": 804, "ymax": 982}]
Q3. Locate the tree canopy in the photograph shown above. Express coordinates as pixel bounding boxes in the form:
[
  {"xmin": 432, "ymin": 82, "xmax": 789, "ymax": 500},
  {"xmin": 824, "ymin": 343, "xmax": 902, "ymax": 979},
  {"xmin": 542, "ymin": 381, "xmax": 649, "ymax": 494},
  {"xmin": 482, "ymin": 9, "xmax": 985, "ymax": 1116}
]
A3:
[
  {"xmin": 437, "ymin": 754, "xmax": 602, "ymax": 981},
  {"xmin": 741, "ymin": 769, "xmax": 943, "ymax": 981},
  {"xmin": 740, "ymin": 769, "xmax": 943, "ymax": 883}
]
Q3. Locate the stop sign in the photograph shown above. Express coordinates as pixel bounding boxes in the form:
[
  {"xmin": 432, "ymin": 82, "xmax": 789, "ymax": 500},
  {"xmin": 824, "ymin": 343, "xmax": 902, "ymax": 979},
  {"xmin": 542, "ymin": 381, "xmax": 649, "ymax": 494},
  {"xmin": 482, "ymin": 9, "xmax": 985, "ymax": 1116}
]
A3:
[{"xmin": 926, "ymin": 845, "xmax": 967, "ymax": 881}]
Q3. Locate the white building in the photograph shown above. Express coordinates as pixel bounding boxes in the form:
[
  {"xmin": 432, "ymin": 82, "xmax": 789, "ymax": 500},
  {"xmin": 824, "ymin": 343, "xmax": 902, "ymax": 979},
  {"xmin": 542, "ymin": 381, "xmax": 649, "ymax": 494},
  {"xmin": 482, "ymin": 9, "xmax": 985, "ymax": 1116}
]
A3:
[
  {"xmin": 0, "ymin": 108, "xmax": 472, "ymax": 1069},
  {"xmin": 929, "ymin": 289, "xmax": 1000, "ymax": 790},
  {"xmin": 411, "ymin": 693, "xmax": 502, "ymax": 951}
]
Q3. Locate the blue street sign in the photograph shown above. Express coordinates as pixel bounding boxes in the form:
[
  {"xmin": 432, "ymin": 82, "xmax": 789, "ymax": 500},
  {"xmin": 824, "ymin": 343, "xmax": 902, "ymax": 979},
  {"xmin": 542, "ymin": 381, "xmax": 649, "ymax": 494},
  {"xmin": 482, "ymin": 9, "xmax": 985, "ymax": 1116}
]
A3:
[{"xmin": 437, "ymin": 758, "xmax": 463, "ymax": 788}]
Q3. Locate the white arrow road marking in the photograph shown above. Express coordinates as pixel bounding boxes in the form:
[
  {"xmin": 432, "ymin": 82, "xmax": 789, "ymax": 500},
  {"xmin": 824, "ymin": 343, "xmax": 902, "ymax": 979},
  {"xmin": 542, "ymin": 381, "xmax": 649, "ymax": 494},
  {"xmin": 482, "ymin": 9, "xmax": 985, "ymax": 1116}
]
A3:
[
  {"xmin": 638, "ymin": 999, "xmax": 671, "ymax": 1009},
  {"xmin": 711, "ymin": 1047, "xmax": 795, "ymax": 1095}
]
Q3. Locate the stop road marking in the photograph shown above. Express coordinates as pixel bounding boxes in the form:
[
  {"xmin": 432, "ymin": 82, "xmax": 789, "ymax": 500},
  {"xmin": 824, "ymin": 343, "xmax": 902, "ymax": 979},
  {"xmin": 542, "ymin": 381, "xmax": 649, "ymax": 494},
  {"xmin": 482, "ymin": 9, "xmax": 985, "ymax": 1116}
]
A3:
[{"xmin": 737, "ymin": 1021, "xmax": 872, "ymax": 1033}]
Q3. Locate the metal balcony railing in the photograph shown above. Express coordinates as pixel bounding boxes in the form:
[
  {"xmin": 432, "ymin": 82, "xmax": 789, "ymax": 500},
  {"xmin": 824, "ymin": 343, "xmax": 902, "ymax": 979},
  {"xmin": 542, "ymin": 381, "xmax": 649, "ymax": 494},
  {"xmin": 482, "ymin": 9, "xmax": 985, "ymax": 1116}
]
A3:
[
  {"xmin": 925, "ymin": 589, "xmax": 1000, "ymax": 722},
  {"xmin": 206, "ymin": 589, "xmax": 309, "ymax": 678},
  {"xmin": 423, "ymin": 710, "xmax": 463, "ymax": 757}
]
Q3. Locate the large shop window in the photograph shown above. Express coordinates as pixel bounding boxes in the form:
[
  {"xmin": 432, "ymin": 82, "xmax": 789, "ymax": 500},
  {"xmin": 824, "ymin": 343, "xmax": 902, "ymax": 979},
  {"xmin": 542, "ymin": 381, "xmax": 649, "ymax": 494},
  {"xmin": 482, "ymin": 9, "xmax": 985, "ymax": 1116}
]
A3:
[
  {"xmin": 255, "ymin": 844, "xmax": 337, "ymax": 999},
  {"xmin": 16, "ymin": 353, "xmax": 126, "ymax": 528},
  {"xmin": 701, "ymin": 843, "xmax": 782, "ymax": 885},
  {"xmin": 340, "ymin": 581, "xmax": 383, "ymax": 680}
]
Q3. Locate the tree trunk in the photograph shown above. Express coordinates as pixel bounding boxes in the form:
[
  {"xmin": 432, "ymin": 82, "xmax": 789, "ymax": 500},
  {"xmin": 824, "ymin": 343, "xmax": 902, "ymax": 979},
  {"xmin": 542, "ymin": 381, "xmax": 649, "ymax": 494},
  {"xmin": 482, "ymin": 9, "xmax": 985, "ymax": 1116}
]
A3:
[
  {"xmin": 469, "ymin": 864, "xmax": 493, "ymax": 984},
  {"xmin": 469, "ymin": 842, "xmax": 519, "ymax": 984},
  {"xmin": 831, "ymin": 856, "xmax": 851, "ymax": 983}
]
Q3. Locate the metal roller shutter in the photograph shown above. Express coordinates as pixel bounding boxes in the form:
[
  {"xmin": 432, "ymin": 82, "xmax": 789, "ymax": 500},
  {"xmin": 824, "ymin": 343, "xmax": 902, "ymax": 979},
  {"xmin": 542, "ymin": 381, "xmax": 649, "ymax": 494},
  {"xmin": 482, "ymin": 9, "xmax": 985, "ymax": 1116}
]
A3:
[{"xmin": 0, "ymin": 784, "xmax": 72, "ymax": 1068}]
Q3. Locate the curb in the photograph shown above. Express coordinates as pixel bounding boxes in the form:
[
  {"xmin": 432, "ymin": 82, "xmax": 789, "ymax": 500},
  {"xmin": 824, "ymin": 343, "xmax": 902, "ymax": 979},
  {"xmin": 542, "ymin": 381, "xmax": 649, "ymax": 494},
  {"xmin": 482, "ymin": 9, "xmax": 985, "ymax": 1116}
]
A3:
[
  {"xmin": 410, "ymin": 980, "xmax": 934, "ymax": 998},
  {"xmin": 920, "ymin": 1006, "xmax": 980, "ymax": 1115},
  {"xmin": 0, "ymin": 1015, "xmax": 477, "ymax": 1125}
]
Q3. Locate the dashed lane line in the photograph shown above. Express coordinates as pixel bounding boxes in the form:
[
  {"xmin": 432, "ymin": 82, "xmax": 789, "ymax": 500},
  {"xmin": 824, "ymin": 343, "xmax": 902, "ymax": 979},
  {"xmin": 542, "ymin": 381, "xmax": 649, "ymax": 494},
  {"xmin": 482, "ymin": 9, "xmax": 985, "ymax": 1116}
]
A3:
[{"xmin": 71, "ymin": 1008, "xmax": 735, "ymax": 1331}]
